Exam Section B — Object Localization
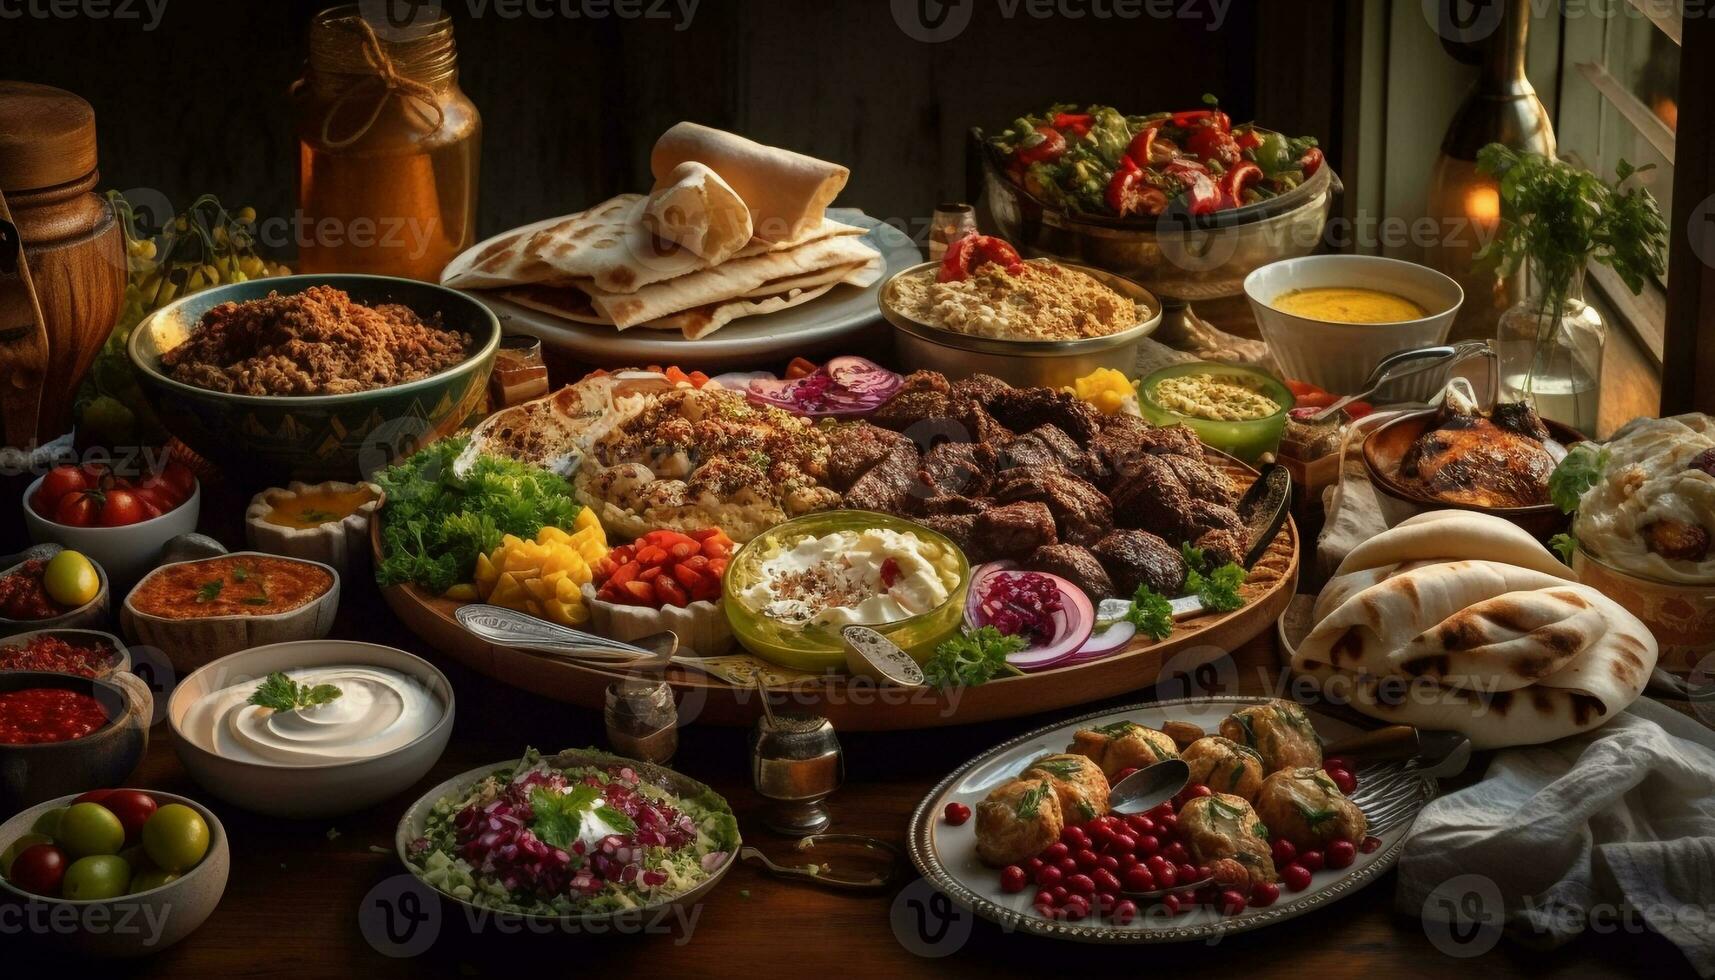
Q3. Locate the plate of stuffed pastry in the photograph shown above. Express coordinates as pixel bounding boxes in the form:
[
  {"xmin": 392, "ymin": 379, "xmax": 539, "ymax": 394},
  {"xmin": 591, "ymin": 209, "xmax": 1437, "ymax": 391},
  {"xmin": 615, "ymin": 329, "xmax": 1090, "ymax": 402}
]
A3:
[{"xmin": 907, "ymin": 696, "xmax": 1437, "ymax": 942}]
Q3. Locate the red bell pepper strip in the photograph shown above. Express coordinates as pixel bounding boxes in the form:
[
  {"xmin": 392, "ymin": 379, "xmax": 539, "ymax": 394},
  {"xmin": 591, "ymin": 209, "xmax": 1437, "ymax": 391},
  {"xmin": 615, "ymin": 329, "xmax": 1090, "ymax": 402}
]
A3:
[
  {"xmin": 1015, "ymin": 126, "xmax": 1067, "ymax": 166},
  {"xmin": 1163, "ymin": 159, "xmax": 1221, "ymax": 215},
  {"xmin": 1300, "ymin": 146, "xmax": 1324, "ymax": 177},
  {"xmin": 1186, "ymin": 125, "xmax": 1240, "ymax": 167},
  {"xmin": 1052, "ymin": 112, "xmax": 1093, "ymax": 136},
  {"xmin": 1219, "ymin": 161, "xmax": 1264, "ymax": 207},
  {"xmin": 1124, "ymin": 125, "xmax": 1161, "ymax": 167},
  {"xmin": 1105, "ymin": 162, "xmax": 1169, "ymax": 218},
  {"xmin": 1171, "ymin": 109, "xmax": 1231, "ymax": 132},
  {"xmin": 1233, "ymin": 128, "xmax": 1263, "ymax": 150},
  {"xmin": 938, "ymin": 235, "xmax": 1025, "ymax": 283}
]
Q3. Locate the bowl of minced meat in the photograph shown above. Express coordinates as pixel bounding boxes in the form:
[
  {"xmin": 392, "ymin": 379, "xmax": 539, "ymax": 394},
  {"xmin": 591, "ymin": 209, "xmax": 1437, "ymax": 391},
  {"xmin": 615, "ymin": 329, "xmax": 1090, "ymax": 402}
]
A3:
[{"xmin": 128, "ymin": 274, "xmax": 500, "ymax": 477}]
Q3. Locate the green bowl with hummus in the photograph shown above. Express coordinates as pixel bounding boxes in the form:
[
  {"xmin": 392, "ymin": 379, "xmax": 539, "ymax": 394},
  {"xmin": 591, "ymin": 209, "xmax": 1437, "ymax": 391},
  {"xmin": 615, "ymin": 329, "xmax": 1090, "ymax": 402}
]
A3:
[
  {"xmin": 721, "ymin": 511, "xmax": 970, "ymax": 673},
  {"xmin": 1137, "ymin": 362, "xmax": 1295, "ymax": 464}
]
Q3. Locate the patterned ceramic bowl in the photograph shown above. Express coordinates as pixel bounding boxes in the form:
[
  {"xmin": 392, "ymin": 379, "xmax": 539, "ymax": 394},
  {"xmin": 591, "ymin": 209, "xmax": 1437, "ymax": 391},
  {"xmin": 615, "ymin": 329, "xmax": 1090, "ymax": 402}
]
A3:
[
  {"xmin": 1573, "ymin": 547, "xmax": 1715, "ymax": 675},
  {"xmin": 126, "ymin": 274, "xmax": 499, "ymax": 480}
]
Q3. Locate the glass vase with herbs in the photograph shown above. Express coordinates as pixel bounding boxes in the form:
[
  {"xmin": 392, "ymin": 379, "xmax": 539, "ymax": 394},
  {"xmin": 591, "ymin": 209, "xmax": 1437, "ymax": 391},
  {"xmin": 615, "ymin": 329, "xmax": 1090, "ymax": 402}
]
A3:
[{"xmin": 1475, "ymin": 144, "xmax": 1667, "ymax": 436}]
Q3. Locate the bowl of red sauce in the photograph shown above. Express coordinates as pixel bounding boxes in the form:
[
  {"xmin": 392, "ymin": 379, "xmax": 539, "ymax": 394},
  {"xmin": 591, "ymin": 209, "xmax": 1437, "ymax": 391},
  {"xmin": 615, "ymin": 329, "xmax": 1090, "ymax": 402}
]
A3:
[
  {"xmin": 0, "ymin": 549, "xmax": 111, "ymax": 638},
  {"xmin": 0, "ymin": 629, "xmax": 130, "ymax": 679},
  {"xmin": 0, "ymin": 671, "xmax": 148, "ymax": 812}
]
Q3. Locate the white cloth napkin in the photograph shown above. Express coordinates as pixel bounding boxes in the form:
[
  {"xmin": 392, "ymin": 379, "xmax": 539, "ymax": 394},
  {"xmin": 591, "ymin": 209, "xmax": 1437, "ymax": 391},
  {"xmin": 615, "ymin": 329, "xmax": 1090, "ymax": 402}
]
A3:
[{"xmin": 1396, "ymin": 695, "xmax": 1715, "ymax": 974}]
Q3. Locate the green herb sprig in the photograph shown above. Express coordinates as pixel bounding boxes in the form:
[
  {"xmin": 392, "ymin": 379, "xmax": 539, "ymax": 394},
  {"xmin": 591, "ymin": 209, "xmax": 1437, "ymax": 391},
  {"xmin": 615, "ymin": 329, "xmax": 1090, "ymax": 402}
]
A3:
[
  {"xmin": 247, "ymin": 671, "xmax": 343, "ymax": 713},
  {"xmin": 924, "ymin": 627, "xmax": 1027, "ymax": 688}
]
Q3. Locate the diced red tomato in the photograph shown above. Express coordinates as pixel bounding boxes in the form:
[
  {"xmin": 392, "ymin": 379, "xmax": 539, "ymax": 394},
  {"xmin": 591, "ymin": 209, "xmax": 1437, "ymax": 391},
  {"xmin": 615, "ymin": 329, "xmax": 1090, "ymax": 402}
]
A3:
[{"xmin": 937, "ymin": 235, "xmax": 1024, "ymax": 283}]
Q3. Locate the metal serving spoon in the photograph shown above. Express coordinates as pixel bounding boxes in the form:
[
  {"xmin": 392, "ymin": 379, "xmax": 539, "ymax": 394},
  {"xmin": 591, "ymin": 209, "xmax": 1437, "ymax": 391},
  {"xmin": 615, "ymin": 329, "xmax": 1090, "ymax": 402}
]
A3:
[
  {"xmin": 1310, "ymin": 341, "xmax": 1491, "ymax": 421},
  {"xmin": 454, "ymin": 603, "xmax": 680, "ymax": 670},
  {"xmin": 1106, "ymin": 759, "xmax": 1191, "ymax": 816},
  {"xmin": 841, "ymin": 626, "xmax": 926, "ymax": 688},
  {"xmin": 739, "ymin": 834, "xmax": 902, "ymax": 891}
]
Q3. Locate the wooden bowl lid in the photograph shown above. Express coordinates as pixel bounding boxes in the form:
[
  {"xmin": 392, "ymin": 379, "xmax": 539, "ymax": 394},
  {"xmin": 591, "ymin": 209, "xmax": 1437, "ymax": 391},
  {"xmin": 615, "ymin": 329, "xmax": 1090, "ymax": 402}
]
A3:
[{"xmin": 0, "ymin": 81, "xmax": 98, "ymax": 193}]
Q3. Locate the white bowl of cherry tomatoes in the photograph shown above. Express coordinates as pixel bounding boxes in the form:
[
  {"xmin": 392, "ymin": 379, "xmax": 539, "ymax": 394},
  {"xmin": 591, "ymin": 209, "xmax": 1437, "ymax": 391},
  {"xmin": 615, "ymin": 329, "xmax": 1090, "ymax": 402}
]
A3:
[{"xmin": 22, "ymin": 462, "xmax": 201, "ymax": 588}]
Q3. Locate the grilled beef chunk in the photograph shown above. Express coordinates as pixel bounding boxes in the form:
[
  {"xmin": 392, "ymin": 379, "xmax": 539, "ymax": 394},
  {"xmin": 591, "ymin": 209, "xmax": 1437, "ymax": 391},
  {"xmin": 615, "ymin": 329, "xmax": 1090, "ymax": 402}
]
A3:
[
  {"xmin": 1185, "ymin": 500, "xmax": 1244, "ymax": 539},
  {"xmin": 984, "ymin": 387, "xmax": 1102, "ymax": 442},
  {"xmin": 1193, "ymin": 529, "xmax": 1247, "ymax": 568},
  {"xmin": 918, "ymin": 512, "xmax": 979, "ymax": 553},
  {"xmin": 827, "ymin": 421, "xmax": 910, "ymax": 491},
  {"xmin": 1028, "ymin": 543, "xmax": 1116, "ymax": 599},
  {"xmin": 993, "ymin": 467, "xmax": 1114, "ymax": 547},
  {"xmin": 970, "ymin": 501, "xmax": 1058, "ymax": 562},
  {"xmin": 1093, "ymin": 529, "xmax": 1188, "ymax": 597},
  {"xmin": 951, "ymin": 373, "xmax": 1013, "ymax": 406},
  {"xmin": 842, "ymin": 443, "xmax": 921, "ymax": 513},
  {"xmin": 1136, "ymin": 423, "xmax": 1205, "ymax": 458},
  {"xmin": 1109, "ymin": 454, "xmax": 1192, "ymax": 541},
  {"xmin": 1161, "ymin": 454, "xmax": 1237, "ymax": 509},
  {"xmin": 920, "ymin": 442, "xmax": 998, "ymax": 499},
  {"xmin": 954, "ymin": 401, "xmax": 1013, "ymax": 445},
  {"xmin": 869, "ymin": 371, "xmax": 956, "ymax": 431},
  {"xmin": 997, "ymin": 424, "xmax": 1089, "ymax": 474}
]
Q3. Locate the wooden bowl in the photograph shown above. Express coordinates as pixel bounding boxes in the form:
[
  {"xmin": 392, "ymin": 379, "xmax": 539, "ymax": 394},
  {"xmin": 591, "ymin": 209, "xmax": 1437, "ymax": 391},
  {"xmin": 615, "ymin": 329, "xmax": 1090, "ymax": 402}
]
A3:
[
  {"xmin": 1362, "ymin": 409, "xmax": 1580, "ymax": 539},
  {"xmin": 120, "ymin": 552, "xmax": 340, "ymax": 673},
  {"xmin": 0, "ymin": 670, "xmax": 149, "ymax": 811},
  {"xmin": 0, "ymin": 789, "xmax": 228, "ymax": 957},
  {"xmin": 0, "ymin": 550, "xmax": 111, "ymax": 637}
]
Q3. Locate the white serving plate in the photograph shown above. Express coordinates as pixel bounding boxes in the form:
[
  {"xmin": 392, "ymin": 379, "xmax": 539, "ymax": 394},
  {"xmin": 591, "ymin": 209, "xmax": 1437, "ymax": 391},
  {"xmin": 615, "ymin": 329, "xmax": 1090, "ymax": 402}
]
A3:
[
  {"xmin": 462, "ymin": 209, "xmax": 923, "ymax": 369},
  {"xmin": 907, "ymin": 695, "xmax": 1437, "ymax": 943}
]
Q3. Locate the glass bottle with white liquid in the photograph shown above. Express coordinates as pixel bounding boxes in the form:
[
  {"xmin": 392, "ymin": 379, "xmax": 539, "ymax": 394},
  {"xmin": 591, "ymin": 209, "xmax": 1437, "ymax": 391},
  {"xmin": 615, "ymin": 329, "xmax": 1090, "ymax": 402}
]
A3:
[{"xmin": 1495, "ymin": 266, "xmax": 1605, "ymax": 436}]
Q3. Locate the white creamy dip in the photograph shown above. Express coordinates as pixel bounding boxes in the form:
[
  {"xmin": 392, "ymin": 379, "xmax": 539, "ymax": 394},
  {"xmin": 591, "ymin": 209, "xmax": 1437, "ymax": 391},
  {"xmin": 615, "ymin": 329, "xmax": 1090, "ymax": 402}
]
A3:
[
  {"xmin": 180, "ymin": 665, "xmax": 443, "ymax": 766},
  {"xmin": 741, "ymin": 528, "xmax": 955, "ymax": 628}
]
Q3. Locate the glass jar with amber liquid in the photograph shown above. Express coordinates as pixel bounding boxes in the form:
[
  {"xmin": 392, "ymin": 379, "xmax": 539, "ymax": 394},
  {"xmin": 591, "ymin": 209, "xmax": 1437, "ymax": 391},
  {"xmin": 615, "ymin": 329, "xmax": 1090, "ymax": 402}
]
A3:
[{"xmin": 293, "ymin": 6, "xmax": 479, "ymax": 280}]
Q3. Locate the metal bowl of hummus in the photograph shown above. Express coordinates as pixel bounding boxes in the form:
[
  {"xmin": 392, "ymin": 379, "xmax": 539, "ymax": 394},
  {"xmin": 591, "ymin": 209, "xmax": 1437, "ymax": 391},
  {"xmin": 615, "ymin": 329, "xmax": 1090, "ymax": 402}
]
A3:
[{"xmin": 879, "ymin": 259, "xmax": 1161, "ymax": 389}]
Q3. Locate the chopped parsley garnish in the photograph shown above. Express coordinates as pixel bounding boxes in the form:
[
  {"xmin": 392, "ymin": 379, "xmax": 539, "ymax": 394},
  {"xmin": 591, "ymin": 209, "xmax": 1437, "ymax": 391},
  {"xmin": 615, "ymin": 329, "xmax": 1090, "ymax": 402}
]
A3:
[
  {"xmin": 1092, "ymin": 720, "xmax": 1142, "ymax": 738},
  {"xmin": 194, "ymin": 579, "xmax": 224, "ymax": 603},
  {"xmin": 1030, "ymin": 758, "xmax": 1087, "ymax": 778},
  {"xmin": 1548, "ymin": 444, "xmax": 1610, "ymax": 514},
  {"xmin": 247, "ymin": 671, "xmax": 343, "ymax": 712},
  {"xmin": 1550, "ymin": 533, "xmax": 1579, "ymax": 566},
  {"xmin": 1187, "ymin": 562, "xmax": 1247, "ymax": 613},
  {"xmin": 1124, "ymin": 584, "xmax": 1174, "ymax": 640}
]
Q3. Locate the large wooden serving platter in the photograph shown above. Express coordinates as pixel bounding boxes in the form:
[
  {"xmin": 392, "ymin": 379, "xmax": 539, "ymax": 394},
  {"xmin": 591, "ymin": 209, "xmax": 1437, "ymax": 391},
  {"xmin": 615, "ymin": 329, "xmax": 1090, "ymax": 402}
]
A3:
[{"xmin": 375, "ymin": 453, "xmax": 1298, "ymax": 731}]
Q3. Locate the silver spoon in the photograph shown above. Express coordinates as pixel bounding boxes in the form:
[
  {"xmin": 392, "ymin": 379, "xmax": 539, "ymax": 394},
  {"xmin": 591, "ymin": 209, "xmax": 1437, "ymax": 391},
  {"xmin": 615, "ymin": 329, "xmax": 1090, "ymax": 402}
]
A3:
[
  {"xmin": 1310, "ymin": 341, "xmax": 1490, "ymax": 421},
  {"xmin": 1106, "ymin": 759, "xmax": 1190, "ymax": 816},
  {"xmin": 841, "ymin": 626, "xmax": 926, "ymax": 687},
  {"xmin": 454, "ymin": 603, "xmax": 678, "ymax": 670},
  {"xmin": 739, "ymin": 834, "xmax": 901, "ymax": 890}
]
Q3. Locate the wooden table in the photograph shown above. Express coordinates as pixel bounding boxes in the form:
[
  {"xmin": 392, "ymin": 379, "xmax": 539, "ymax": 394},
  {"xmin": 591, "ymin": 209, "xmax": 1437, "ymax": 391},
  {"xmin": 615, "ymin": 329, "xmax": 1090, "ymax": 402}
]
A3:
[{"xmin": 10, "ymin": 571, "xmax": 1694, "ymax": 977}]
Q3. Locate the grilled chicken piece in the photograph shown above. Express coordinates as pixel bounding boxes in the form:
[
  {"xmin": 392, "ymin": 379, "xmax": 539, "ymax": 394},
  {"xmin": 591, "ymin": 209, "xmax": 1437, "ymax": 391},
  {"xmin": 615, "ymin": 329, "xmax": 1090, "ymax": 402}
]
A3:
[{"xmin": 1398, "ymin": 400, "xmax": 1556, "ymax": 509}]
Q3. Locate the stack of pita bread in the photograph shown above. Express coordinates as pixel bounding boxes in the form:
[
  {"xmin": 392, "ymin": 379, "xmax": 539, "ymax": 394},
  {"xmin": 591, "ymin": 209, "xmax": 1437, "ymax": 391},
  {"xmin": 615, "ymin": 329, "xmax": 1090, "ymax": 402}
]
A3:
[
  {"xmin": 442, "ymin": 123, "xmax": 883, "ymax": 340},
  {"xmin": 1292, "ymin": 511, "xmax": 1659, "ymax": 749}
]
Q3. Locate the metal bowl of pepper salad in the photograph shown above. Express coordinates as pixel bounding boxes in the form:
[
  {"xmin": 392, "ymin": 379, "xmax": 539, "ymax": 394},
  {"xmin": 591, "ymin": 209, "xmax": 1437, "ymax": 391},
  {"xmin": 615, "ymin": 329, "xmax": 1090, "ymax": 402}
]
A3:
[{"xmin": 968, "ymin": 104, "xmax": 1338, "ymax": 304}]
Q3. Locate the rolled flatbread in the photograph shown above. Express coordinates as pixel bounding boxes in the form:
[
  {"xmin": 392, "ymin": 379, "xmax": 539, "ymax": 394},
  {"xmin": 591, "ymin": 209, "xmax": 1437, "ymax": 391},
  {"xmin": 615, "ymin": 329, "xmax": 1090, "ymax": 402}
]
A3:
[
  {"xmin": 643, "ymin": 162, "xmax": 753, "ymax": 264},
  {"xmin": 651, "ymin": 122, "xmax": 849, "ymax": 243},
  {"xmin": 1330, "ymin": 510, "xmax": 1572, "ymax": 583}
]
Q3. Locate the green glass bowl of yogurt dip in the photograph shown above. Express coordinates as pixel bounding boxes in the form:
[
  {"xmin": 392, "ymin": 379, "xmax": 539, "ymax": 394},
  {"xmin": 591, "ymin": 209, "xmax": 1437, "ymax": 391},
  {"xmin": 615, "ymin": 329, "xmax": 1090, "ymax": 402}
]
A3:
[
  {"xmin": 1138, "ymin": 362, "xmax": 1295, "ymax": 464},
  {"xmin": 721, "ymin": 510, "xmax": 970, "ymax": 673}
]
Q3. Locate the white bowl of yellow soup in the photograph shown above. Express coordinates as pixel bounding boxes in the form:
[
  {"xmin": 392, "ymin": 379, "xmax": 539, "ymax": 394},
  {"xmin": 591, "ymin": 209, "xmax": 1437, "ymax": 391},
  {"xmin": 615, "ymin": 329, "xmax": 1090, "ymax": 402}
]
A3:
[{"xmin": 1244, "ymin": 256, "xmax": 1462, "ymax": 395}]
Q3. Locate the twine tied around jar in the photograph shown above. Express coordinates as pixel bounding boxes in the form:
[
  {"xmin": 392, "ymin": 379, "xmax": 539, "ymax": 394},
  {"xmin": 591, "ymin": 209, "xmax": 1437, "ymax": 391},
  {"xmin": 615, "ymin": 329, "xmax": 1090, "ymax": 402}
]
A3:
[{"xmin": 311, "ymin": 16, "xmax": 447, "ymax": 150}]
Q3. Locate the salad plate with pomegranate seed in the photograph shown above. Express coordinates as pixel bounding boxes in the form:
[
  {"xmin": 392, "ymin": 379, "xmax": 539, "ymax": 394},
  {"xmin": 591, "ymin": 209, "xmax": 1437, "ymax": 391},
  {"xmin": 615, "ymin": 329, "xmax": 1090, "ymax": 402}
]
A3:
[
  {"xmin": 908, "ymin": 696, "xmax": 1437, "ymax": 943},
  {"xmin": 397, "ymin": 748, "xmax": 740, "ymax": 921}
]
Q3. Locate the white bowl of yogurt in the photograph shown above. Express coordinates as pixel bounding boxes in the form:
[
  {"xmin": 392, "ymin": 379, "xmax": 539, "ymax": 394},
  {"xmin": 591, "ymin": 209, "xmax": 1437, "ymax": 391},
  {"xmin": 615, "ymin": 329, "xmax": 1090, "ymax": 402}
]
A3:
[{"xmin": 166, "ymin": 640, "xmax": 454, "ymax": 819}]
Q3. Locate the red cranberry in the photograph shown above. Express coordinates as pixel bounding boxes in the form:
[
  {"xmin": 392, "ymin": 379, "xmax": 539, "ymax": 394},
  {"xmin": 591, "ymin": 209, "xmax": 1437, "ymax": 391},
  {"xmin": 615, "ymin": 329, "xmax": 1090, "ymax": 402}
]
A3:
[
  {"xmin": 1066, "ymin": 873, "xmax": 1096, "ymax": 896},
  {"xmin": 1271, "ymin": 839, "xmax": 1297, "ymax": 867},
  {"xmin": 1160, "ymin": 893, "xmax": 1182, "ymax": 915},
  {"xmin": 1035, "ymin": 864, "xmax": 1063, "ymax": 888},
  {"xmin": 1034, "ymin": 888, "xmax": 1057, "ymax": 907},
  {"xmin": 1074, "ymin": 848, "xmax": 1100, "ymax": 870},
  {"xmin": 1136, "ymin": 834, "xmax": 1161, "ymax": 856},
  {"xmin": 1360, "ymin": 835, "xmax": 1383, "ymax": 854},
  {"xmin": 1097, "ymin": 854, "xmax": 1120, "ymax": 873},
  {"xmin": 1163, "ymin": 842, "xmax": 1188, "ymax": 863},
  {"xmin": 1300, "ymin": 849, "xmax": 1325, "ymax": 872},
  {"xmin": 1218, "ymin": 888, "xmax": 1248, "ymax": 916},
  {"xmin": 943, "ymin": 802, "xmax": 971, "ymax": 825},
  {"xmin": 1126, "ymin": 814, "xmax": 1156, "ymax": 835},
  {"xmin": 1111, "ymin": 899, "xmax": 1140, "ymax": 924},
  {"xmin": 1026, "ymin": 857, "xmax": 1045, "ymax": 874},
  {"xmin": 1000, "ymin": 865, "xmax": 1029, "ymax": 893},
  {"xmin": 1061, "ymin": 894, "xmax": 1090, "ymax": 920},
  {"xmin": 1327, "ymin": 839, "xmax": 1357, "ymax": 870},
  {"xmin": 1113, "ymin": 767, "xmax": 1139, "ymax": 783},
  {"xmin": 1251, "ymin": 882, "xmax": 1280, "ymax": 907},
  {"xmin": 1123, "ymin": 865, "xmax": 1155, "ymax": 892},
  {"xmin": 1061, "ymin": 826, "xmax": 1090, "ymax": 849},
  {"xmin": 1108, "ymin": 833, "xmax": 1137, "ymax": 855},
  {"xmin": 1092, "ymin": 868, "xmax": 1122, "ymax": 896},
  {"xmin": 1157, "ymin": 865, "xmax": 1178, "ymax": 888},
  {"xmin": 1282, "ymin": 863, "xmax": 1313, "ymax": 892},
  {"xmin": 1176, "ymin": 863, "xmax": 1199, "ymax": 884},
  {"xmin": 1043, "ymin": 842, "xmax": 1069, "ymax": 861},
  {"xmin": 1057, "ymin": 856, "xmax": 1079, "ymax": 875},
  {"xmin": 1330, "ymin": 768, "xmax": 1358, "ymax": 795}
]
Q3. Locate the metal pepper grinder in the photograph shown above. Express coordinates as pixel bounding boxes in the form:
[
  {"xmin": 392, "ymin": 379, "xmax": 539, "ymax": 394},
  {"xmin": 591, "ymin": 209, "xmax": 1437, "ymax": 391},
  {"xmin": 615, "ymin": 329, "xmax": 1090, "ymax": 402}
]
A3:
[{"xmin": 749, "ymin": 681, "xmax": 844, "ymax": 835}]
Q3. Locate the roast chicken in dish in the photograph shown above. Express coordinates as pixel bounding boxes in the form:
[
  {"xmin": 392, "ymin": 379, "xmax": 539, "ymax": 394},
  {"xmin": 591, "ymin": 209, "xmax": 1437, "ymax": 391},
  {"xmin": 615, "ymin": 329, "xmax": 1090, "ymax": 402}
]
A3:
[{"xmin": 1396, "ymin": 393, "xmax": 1568, "ymax": 509}]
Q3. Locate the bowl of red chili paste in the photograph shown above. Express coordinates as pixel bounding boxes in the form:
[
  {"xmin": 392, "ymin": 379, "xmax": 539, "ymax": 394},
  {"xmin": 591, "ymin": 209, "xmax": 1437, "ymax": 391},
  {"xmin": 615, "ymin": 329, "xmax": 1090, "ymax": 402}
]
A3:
[
  {"xmin": 0, "ymin": 629, "xmax": 130, "ymax": 679},
  {"xmin": 0, "ymin": 550, "xmax": 111, "ymax": 637},
  {"xmin": 0, "ymin": 670, "xmax": 148, "ymax": 811}
]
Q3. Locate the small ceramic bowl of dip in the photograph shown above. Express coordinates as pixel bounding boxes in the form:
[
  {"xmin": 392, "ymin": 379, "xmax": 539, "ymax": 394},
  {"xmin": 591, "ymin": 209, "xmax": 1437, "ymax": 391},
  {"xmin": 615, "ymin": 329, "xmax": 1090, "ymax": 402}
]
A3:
[
  {"xmin": 121, "ymin": 551, "xmax": 340, "ymax": 673},
  {"xmin": 0, "ymin": 547, "xmax": 111, "ymax": 637},
  {"xmin": 1137, "ymin": 362, "xmax": 1295, "ymax": 464},
  {"xmin": 0, "ymin": 789, "xmax": 228, "ymax": 957},
  {"xmin": 167, "ymin": 639, "xmax": 454, "ymax": 819},
  {"xmin": 0, "ymin": 669, "xmax": 150, "ymax": 812},
  {"xmin": 1244, "ymin": 255, "xmax": 1463, "ymax": 395},
  {"xmin": 244, "ymin": 480, "xmax": 385, "ymax": 578}
]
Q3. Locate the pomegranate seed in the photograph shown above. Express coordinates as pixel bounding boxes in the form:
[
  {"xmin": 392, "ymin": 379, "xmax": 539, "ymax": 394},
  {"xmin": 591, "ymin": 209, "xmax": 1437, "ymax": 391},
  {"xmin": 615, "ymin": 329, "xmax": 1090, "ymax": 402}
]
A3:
[
  {"xmin": 1271, "ymin": 839, "xmax": 1297, "ymax": 867},
  {"xmin": 1300, "ymin": 849, "xmax": 1325, "ymax": 872},
  {"xmin": 1250, "ymin": 882, "xmax": 1280, "ymax": 907}
]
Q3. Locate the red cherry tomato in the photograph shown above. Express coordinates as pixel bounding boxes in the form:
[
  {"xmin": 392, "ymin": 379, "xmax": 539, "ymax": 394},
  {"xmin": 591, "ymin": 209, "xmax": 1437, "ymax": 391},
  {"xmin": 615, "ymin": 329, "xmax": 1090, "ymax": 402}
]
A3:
[
  {"xmin": 102, "ymin": 789, "xmax": 159, "ymax": 845},
  {"xmin": 38, "ymin": 465, "xmax": 94, "ymax": 512},
  {"xmin": 8, "ymin": 843, "xmax": 68, "ymax": 896},
  {"xmin": 159, "ymin": 461, "xmax": 197, "ymax": 499},
  {"xmin": 98, "ymin": 489, "xmax": 148, "ymax": 527},
  {"xmin": 1300, "ymin": 146, "xmax": 1325, "ymax": 176},
  {"xmin": 71, "ymin": 788, "xmax": 117, "ymax": 806}
]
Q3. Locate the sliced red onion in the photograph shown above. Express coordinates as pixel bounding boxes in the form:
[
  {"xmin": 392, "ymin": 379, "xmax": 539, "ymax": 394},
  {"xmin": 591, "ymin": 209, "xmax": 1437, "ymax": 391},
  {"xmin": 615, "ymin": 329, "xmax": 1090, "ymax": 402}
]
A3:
[
  {"xmin": 827, "ymin": 356, "xmax": 904, "ymax": 396},
  {"xmin": 1066, "ymin": 620, "xmax": 1138, "ymax": 664},
  {"xmin": 744, "ymin": 359, "xmax": 902, "ymax": 417},
  {"xmin": 964, "ymin": 565, "xmax": 1093, "ymax": 672}
]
